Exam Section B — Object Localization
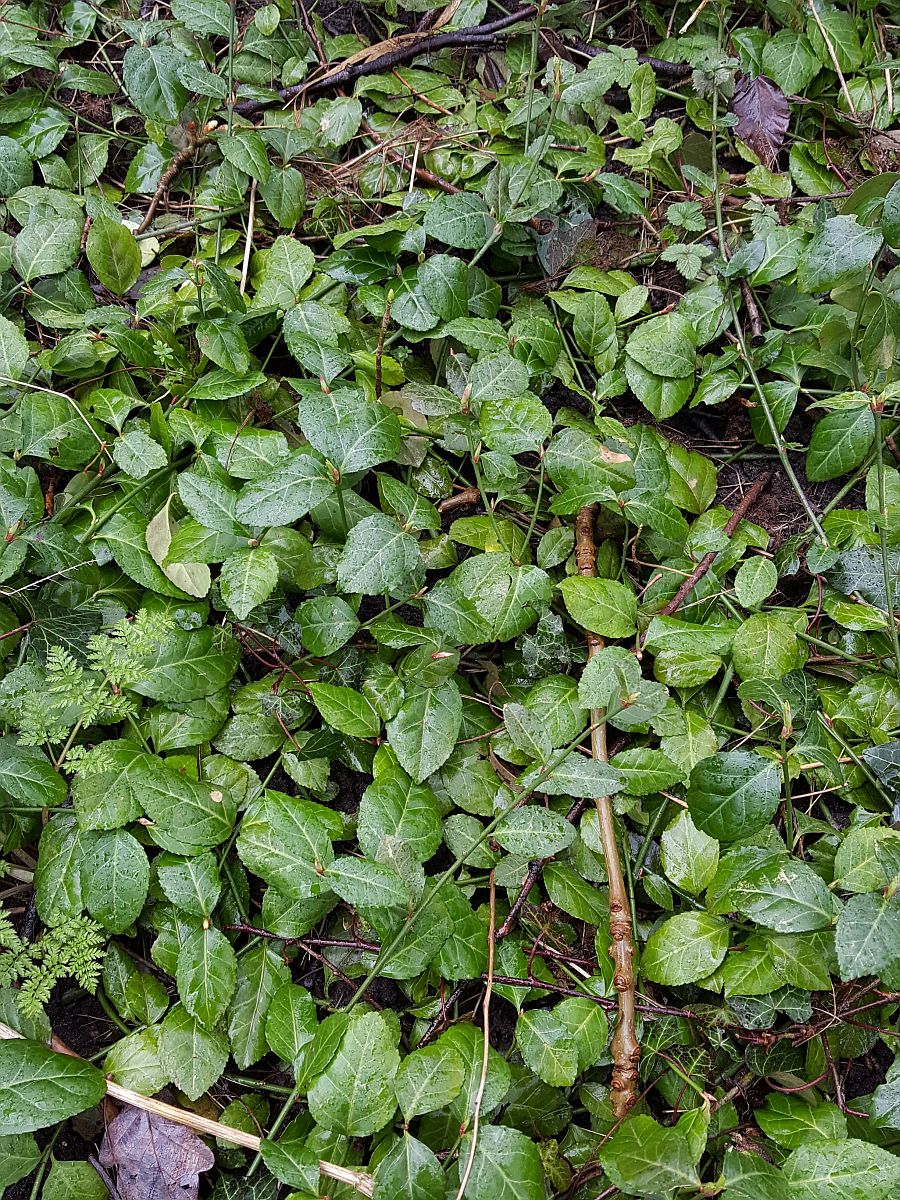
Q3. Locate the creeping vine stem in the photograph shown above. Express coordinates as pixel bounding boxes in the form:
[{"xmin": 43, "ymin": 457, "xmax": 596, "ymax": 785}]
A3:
[{"xmin": 575, "ymin": 504, "xmax": 640, "ymax": 1117}]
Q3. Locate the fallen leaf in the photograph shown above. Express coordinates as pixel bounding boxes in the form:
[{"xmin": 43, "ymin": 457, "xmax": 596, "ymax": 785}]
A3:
[
  {"xmin": 730, "ymin": 73, "xmax": 790, "ymax": 167},
  {"xmin": 99, "ymin": 1108, "xmax": 215, "ymax": 1200}
]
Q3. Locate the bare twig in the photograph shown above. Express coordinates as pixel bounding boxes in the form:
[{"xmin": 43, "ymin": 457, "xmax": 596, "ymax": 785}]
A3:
[
  {"xmin": 0, "ymin": 1021, "xmax": 373, "ymax": 1197},
  {"xmin": 656, "ymin": 471, "xmax": 772, "ymax": 618},
  {"xmin": 575, "ymin": 504, "xmax": 639, "ymax": 1119},
  {"xmin": 236, "ymin": 8, "xmax": 538, "ymax": 113},
  {"xmin": 438, "ymin": 486, "xmax": 481, "ymax": 513},
  {"xmin": 739, "ymin": 278, "xmax": 763, "ymax": 341},
  {"xmin": 136, "ymin": 133, "xmax": 210, "ymax": 235}
]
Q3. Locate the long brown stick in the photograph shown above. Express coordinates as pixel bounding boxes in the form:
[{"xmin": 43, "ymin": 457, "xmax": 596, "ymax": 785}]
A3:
[
  {"xmin": 575, "ymin": 505, "xmax": 639, "ymax": 1118},
  {"xmin": 0, "ymin": 1021, "xmax": 373, "ymax": 1196},
  {"xmin": 658, "ymin": 471, "xmax": 772, "ymax": 618}
]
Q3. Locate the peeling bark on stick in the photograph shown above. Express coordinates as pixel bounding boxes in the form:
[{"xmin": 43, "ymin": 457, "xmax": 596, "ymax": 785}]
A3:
[{"xmin": 575, "ymin": 504, "xmax": 640, "ymax": 1117}]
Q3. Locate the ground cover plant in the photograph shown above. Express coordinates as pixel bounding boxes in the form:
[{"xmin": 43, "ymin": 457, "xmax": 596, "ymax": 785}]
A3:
[{"xmin": 2, "ymin": 0, "xmax": 900, "ymax": 1196}]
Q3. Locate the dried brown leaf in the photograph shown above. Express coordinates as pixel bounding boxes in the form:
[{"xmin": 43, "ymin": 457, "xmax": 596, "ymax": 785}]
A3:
[
  {"xmin": 99, "ymin": 1108, "xmax": 215, "ymax": 1200},
  {"xmin": 730, "ymin": 73, "xmax": 790, "ymax": 167}
]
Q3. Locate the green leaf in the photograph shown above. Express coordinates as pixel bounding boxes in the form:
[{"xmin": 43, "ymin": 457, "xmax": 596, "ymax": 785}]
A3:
[
  {"xmin": 836, "ymin": 892, "xmax": 900, "ymax": 980},
  {"xmin": 558, "ymin": 577, "xmax": 637, "ymax": 638},
  {"xmin": 283, "ymin": 303, "xmax": 351, "ymax": 382},
  {"xmin": 235, "ymin": 449, "xmax": 334, "ymax": 527},
  {"xmin": 797, "ymin": 217, "xmax": 882, "ymax": 293},
  {"xmin": 642, "ymin": 912, "xmax": 730, "ymax": 984},
  {"xmin": 325, "ymin": 855, "xmax": 410, "ymax": 908},
  {"xmin": 81, "ymin": 830, "xmax": 148, "ymax": 933},
  {"xmin": 43, "ymin": 1159, "xmax": 107, "ymax": 1200},
  {"xmin": 171, "ymin": 0, "xmax": 233, "ymax": 36},
  {"xmin": 806, "ymin": 407, "xmax": 875, "ymax": 482},
  {"xmin": 259, "ymin": 1117, "xmax": 318, "ymax": 1190},
  {"xmin": 734, "ymin": 557, "xmax": 778, "ymax": 608},
  {"xmin": 394, "ymin": 1043, "xmax": 465, "ymax": 1120},
  {"xmin": 196, "ymin": 318, "xmax": 251, "ymax": 375},
  {"xmin": 218, "ymin": 131, "xmax": 270, "ymax": 184},
  {"xmin": 112, "ymin": 428, "xmax": 167, "ymax": 479},
  {"xmin": 496, "ymin": 807, "xmax": 576, "ymax": 857},
  {"xmin": 687, "ymin": 751, "xmax": 781, "ymax": 841},
  {"xmin": 176, "ymin": 925, "xmax": 237, "ymax": 1027},
  {"xmin": 308, "ymin": 682, "xmax": 381, "ymax": 738},
  {"xmin": 515, "ymin": 1009, "xmax": 579, "ymax": 1086},
  {"xmin": 422, "ymin": 193, "xmax": 495, "ymax": 250},
  {"xmin": 157, "ymin": 852, "xmax": 221, "ymax": 918},
  {"xmin": 0, "ymin": 1040, "xmax": 106, "ymax": 1134},
  {"xmin": 0, "ymin": 315, "xmax": 29, "ymax": 381},
  {"xmin": 337, "ymin": 513, "xmax": 421, "ymax": 595},
  {"xmin": 135, "ymin": 756, "xmax": 235, "ymax": 852},
  {"xmin": 503, "ymin": 702, "xmax": 552, "ymax": 761},
  {"xmin": 265, "ymin": 981, "xmax": 317, "ymax": 1065},
  {"xmin": 757, "ymin": 1095, "xmax": 847, "ymax": 1148},
  {"xmin": 600, "ymin": 1115, "xmax": 702, "ymax": 1198},
  {"xmin": 0, "ymin": 737, "xmax": 66, "ymax": 809},
  {"xmin": 386, "ymin": 682, "xmax": 462, "ymax": 783},
  {"xmin": 660, "ymin": 810, "xmax": 719, "ymax": 895},
  {"xmin": 227, "ymin": 944, "xmax": 290, "ymax": 1069},
  {"xmin": 237, "ymin": 789, "xmax": 335, "ymax": 899},
  {"xmin": 358, "ymin": 764, "xmax": 442, "ymax": 862},
  {"xmin": 373, "ymin": 1134, "xmax": 444, "ymax": 1200},
  {"xmin": 158, "ymin": 1005, "xmax": 229, "ymax": 1101},
  {"xmin": 307, "ymin": 1011, "xmax": 400, "ymax": 1135},
  {"xmin": 13, "ymin": 218, "xmax": 81, "ymax": 282},
  {"xmin": 731, "ymin": 857, "xmax": 835, "ymax": 933},
  {"xmin": 783, "ymin": 1139, "xmax": 900, "ymax": 1200},
  {"xmin": 626, "ymin": 313, "xmax": 696, "ymax": 378},
  {"xmin": 219, "ymin": 547, "xmax": 280, "ymax": 620},
  {"xmin": 121, "ymin": 44, "xmax": 189, "ymax": 122},
  {"xmin": 464, "ymin": 1124, "xmax": 547, "ymax": 1200},
  {"xmin": 85, "ymin": 217, "xmax": 141, "ymax": 294}
]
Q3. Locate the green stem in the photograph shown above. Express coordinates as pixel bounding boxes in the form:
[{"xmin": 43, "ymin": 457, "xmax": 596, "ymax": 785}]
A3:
[{"xmin": 872, "ymin": 402, "xmax": 900, "ymax": 682}]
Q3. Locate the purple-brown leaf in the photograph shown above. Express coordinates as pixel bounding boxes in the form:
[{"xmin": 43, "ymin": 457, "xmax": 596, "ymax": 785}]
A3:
[
  {"xmin": 730, "ymin": 73, "xmax": 790, "ymax": 167},
  {"xmin": 99, "ymin": 1108, "xmax": 215, "ymax": 1200}
]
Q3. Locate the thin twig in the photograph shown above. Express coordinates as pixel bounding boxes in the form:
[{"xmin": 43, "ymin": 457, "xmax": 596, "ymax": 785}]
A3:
[
  {"xmin": 656, "ymin": 472, "xmax": 772, "ymax": 619},
  {"xmin": 0, "ymin": 1021, "xmax": 373, "ymax": 1197},
  {"xmin": 575, "ymin": 505, "xmax": 639, "ymax": 1119}
]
